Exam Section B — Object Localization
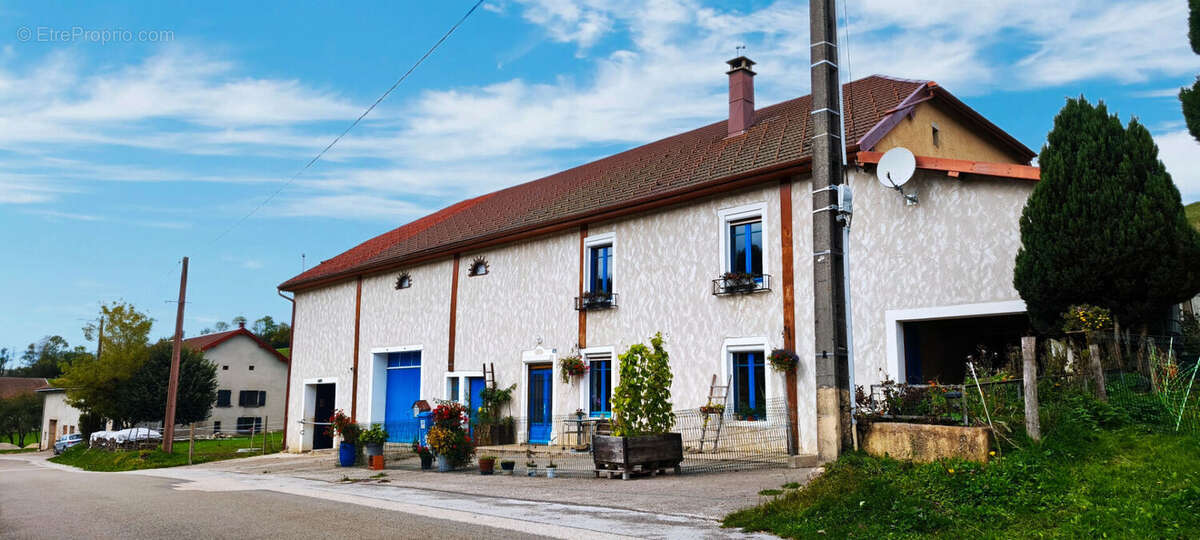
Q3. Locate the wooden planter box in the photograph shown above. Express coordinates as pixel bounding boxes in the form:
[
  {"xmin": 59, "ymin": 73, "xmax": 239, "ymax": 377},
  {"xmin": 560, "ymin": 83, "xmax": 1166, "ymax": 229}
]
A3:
[
  {"xmin": 476, "ymin": 423, "xmax": 516, "ymax": 446},
  {"xmin": 592, "ymin": 433, "xmax": 683, "ymax": 480}
]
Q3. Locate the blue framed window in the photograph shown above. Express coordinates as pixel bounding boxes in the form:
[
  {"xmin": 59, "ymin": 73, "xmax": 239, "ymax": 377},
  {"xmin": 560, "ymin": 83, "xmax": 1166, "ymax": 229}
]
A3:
[
  {"xmin": 589, "ymin": 359, "xmax": 611, "ymax": 418},
  {"xmin": 589, "ymin": 245, "xmax": 613, "ymax": 294},
  {"xmin": 387, "ymin": 351, "xmax": 421, "ymax": 368},
  {"xmin": 729, "ymin": 220, "xmax": 763, "ymax": 277},
  {"xmin": 733, "ymin": 351, "xmax": 766, "ymax": 420}
]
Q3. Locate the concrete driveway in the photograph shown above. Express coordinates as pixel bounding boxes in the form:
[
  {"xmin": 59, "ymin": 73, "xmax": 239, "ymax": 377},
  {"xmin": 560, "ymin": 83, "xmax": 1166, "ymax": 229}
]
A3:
[{"xmin": 1, "ymin": 452, "xmax": 813, "ymax": 538}]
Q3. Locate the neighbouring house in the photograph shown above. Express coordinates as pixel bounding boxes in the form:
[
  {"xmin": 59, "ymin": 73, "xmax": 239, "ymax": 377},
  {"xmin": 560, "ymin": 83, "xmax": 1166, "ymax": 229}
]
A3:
[
  {"xmin": 0, "ymin": 377, "xmax": 49, "ymax": 448},
  {"xmin": 36, "ymin": 386, "xmax": 78, "ymax": 450},
  {"xmin": 277, "ymin": 57, "xmax": 1040, "ymax": 457},
  {"xmin": 185, "ymin": 323, "xmax": 290, "ymax": 435}
]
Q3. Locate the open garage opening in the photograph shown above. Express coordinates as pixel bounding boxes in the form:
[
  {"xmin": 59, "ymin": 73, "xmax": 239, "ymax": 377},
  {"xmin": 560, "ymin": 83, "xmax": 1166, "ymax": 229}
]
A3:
[{"xmin": 900, "ymin": 313, "xmax": 1031, "ymax": 384}]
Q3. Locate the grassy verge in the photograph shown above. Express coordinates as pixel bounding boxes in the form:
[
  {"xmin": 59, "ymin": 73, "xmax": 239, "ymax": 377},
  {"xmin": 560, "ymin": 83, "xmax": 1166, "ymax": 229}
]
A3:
[
  {"xmin": 0, "ymin": 447, "xmax": 38, "ymax": 454},
  {"xmin": 49, "ymin": 432, "xmax": 284, "ymax": 472},
  {"xmin": 2, "ymin": 431, "xmax": 39, "ymax": 446},
  {"xmin": 725, "ymin": 394, "xmax": 1200, "ymax": 538}
]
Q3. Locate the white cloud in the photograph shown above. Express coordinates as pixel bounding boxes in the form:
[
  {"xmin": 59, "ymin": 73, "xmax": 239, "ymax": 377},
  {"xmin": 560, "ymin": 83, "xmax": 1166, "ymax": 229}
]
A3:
[{"xmin": 1156, "ymin": 130, "xmax": 1200, "ymax": 203}]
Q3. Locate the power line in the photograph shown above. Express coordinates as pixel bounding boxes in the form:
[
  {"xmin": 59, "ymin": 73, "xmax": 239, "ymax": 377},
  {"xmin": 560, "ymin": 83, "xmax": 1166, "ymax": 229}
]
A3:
[{"xmin": 211, "ymin": 0, "xmax": 486, "ymax": 244}]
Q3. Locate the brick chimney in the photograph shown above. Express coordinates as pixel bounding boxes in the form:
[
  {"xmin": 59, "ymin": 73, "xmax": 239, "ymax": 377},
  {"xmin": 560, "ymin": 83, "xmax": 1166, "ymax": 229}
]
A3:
[
  {"xmin": 238, "ymin": 321, "xmax": 246, "ymax": 329},
  {"xmin": 726, "ymin": 56, "xmax": 756, "ymax": 136}
]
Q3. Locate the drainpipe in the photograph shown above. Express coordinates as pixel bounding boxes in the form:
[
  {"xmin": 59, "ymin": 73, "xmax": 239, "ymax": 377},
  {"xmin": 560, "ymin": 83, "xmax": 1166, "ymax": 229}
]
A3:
[{"xmin": 278, "ymin": 288, "xmax": 295, "ymax": 451}]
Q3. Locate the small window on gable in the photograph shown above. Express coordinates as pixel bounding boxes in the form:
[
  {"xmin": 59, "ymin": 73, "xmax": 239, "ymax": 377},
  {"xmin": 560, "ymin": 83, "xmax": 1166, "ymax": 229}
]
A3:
[
  {"xmin": 248, "ymin": 365, "xmax": 255, "ymax": 371},
  {"xmin": 931, "ymin": 121, "xmax": 941, "ymax": 148},
  {"xmin": 468, "ymin": 257, "xmax": 489, "ymax": 276},
  {"xmin": 395, "ymin": 271, "xmax": 412, "ymax": 290},
  {"xmin": 222, "ymin": 365, "xmax": 229, "ymax": 371}
]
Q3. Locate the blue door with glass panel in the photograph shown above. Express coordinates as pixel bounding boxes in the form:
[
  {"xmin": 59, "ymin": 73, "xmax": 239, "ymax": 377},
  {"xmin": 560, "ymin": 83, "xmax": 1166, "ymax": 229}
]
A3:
[
  {"xmin": 467, "ymin": 377, "xmax": 486, "ymax": 436},
  {"xmin": 733, "ymin": 351, "xmax": 766, "ymax": 420},
  {"xmin": 527, "ymin": 366, "xmax": 553, "ymax": 444},
  {"xmin": 589, "ymin": 359, "xmax": 611, "ymax": 418},
  {"xmin": 384, "ymin": 351, "xmax": 421, "ymax": 442}
]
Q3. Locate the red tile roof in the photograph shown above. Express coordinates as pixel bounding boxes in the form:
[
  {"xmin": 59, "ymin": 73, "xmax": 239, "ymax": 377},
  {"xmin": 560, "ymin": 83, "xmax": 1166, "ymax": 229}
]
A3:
[
  {"xmin": 0, "ymin": 377, "xmax": 50, "ymax": 399},
  {"xmin": 281, "ymin": 75, "xmax": 1032, "ymax": 292},
  {"xmin": 184, "ymin": 328, "xmax": 289, "ymax": 364}
]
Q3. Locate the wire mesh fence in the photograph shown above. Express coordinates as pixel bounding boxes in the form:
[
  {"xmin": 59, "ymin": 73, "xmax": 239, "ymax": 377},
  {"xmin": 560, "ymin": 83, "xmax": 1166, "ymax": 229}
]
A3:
[
  {"xmin": 361, "ymin": 399, "xmax": 791, "ymax": 477},
  {"xmin": 86, "ymin": 419, "xmax": 286, "ymax": 457}
]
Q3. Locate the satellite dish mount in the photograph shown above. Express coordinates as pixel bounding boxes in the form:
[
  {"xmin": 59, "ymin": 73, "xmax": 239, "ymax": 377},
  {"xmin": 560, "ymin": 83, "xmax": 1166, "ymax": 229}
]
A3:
[{"xmin": 875, "ymin": 147, "xmax": 919, "ymax": 206}]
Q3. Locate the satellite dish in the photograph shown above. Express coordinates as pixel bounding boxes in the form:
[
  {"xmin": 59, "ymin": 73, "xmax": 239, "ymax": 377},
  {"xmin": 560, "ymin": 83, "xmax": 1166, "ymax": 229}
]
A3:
[{"xmin": 876, "ymin": 147, "xmax": 916, "ymax": 189}]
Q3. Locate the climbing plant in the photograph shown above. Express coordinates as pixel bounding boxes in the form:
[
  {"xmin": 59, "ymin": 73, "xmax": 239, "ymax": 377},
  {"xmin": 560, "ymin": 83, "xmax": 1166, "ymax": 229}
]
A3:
[{"xmin": 612, "ymin": 332, "xmax": 675, "ymax": 437}]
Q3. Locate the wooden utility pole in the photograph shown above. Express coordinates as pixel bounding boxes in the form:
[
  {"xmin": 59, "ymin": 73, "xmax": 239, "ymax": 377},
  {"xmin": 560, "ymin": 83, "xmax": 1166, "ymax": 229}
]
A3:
[
  {"xmin": 1021, "ymin": 336, "xmax": 1040, "ymax": 441},
  {"xmin": 163, "ymin": 256, "xmax": 189, "ymax": 453},
  {"xmin": 810, "ymin": 0, "xmax": 851, "ymax": 461}
]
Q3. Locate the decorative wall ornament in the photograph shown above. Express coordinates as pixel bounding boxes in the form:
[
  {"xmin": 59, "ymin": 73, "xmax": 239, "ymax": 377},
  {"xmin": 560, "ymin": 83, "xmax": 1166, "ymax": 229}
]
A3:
[
  {"xmin": 394, "ymin": 271, "xmax": 412, "ymax": 290},
  {"xmin": 468, "ymin": 256, "xmax": 489, "ymax": 276}
]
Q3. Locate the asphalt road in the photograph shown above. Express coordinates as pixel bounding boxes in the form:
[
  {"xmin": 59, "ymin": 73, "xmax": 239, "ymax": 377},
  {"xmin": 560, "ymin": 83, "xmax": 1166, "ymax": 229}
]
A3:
[{"xmin": 0, "ymin": 458, "xmax": 547, "ymax": 540}]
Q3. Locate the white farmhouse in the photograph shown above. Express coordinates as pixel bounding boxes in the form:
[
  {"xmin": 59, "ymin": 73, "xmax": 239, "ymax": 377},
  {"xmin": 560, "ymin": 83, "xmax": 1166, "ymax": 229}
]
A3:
[
  {"xmin": 184, "ymin": 323, "xmax": 289, "ymax": 435},
  {"xmin": 277, "ymin": 58, "xmax": 1040, "ymax": 459}
]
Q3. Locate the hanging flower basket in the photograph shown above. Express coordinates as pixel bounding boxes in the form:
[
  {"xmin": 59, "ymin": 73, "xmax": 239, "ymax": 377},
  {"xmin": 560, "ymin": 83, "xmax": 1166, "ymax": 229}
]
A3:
[
  {"xmin": 699, "ymin": 404, "xmax": 725, "ymax": 415},
  {"xmin": 559, "ymin": 355, "xmax": 588, "ymax": 383},
  {"xmin": 768, "ymin": 348, "xmax": 799, "ymax": 372}
]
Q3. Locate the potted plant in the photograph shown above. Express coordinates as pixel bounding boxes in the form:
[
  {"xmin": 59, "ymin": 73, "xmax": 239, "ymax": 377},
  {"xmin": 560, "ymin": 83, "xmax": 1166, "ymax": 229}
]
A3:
[
  {"xmin": 559, "ymin": 355, "xmax": 588, "ymax": 383},
  {"xmin": 593, "ymin": 333, "xmax": 684, "ymax": 480},
  {"xmin": 411, "ymin": 440, "xmax": 434, "ymax": 470},
  {"xmin": 477, "ymin": 384, "xmax": 517, "ymax": 445},
  {"xmin": 478, "ymin": 455, "xmax": 496, "ymax": 475},
  {"xmin": 426, "ymin": 401, "xmax": 475, "ymax": 472},
  {"xmin": 500, "ymin": 459, "xmax": 516, "ymax": 475},
  {"xmin": 768, "ymin": 348, "xmax": 799, "ymax": 372},
  {"xmin": 360, "ymin": 423, "xmax": 389, "ymax": 459},
  {"xmin": 526, "ymin": 460, "xmax": 538, "ymax": 477},
  {"xmin": 545, "ymin": 459, "xmax": 558, "ymax": 478},
  {"xmin": 579, "ymin": 290, "xmax": 614, "ymax": 309},
  {"xmin": 327, "ymin": 410, "xmax": 360, "ymax": 467},
  {"xmin": 574, "ymin": 408, "xmax": 586, "ymax": 419},
  {"xmin": 721, "ymin": 271, "xmax": 758, "ymax": 293},
  {"xmin": 698, "ymin": 404, "xmax": 725, "ymax": 415}
]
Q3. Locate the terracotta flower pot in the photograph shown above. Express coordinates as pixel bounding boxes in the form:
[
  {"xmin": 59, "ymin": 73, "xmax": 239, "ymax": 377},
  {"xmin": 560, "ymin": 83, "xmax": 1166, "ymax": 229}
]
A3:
[{"xmin": 479, "ymin": 457, "xmax": 496, "ymax": 475}]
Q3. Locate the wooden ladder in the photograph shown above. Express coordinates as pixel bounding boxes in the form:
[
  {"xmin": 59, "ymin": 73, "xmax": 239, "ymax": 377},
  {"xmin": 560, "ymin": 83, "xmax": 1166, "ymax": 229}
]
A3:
[
  {"xmin": 698, "ymin": 374, "xmax": 731, "ymax": 452},
  {"xmin": 482, "ymin": 362, "xmax": 497, "ymax": 389}
]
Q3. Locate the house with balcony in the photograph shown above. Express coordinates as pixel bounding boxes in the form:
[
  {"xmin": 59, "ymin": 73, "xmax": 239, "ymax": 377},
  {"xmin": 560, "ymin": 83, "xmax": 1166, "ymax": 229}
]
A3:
[{"xmin": 277, "ymin": 57, "xmax": 1040, "ymax": 456}]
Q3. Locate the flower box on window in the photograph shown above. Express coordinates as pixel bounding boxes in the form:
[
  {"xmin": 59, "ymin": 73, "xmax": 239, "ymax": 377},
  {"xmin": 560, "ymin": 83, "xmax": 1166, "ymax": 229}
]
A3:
[
  {"xmin": 575, "ymin": 291, "xmax": 618, "ymax": 311},
  {"xmin": 713, "ymin": 272, "xmax": 770, "ymax": 295}
]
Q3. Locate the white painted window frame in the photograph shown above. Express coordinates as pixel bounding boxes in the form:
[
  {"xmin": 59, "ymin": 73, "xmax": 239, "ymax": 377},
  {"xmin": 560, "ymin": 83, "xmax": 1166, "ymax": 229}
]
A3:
[
  {"xmin": 520, "ymin": 346, "xmax": 558, "ymax": 444},
  {"xmin": 366, "ymin": 345, "xmax": 423, "ymax": 425},
  {"xmin": 578, "ymin": 346, "xmax": 617, "ymax": 415},
  {"xmin": 717, "ymin": 202, "xmax": 770, "ymax": 277},
  {"xmin": 583, "ymin": 232, "xmax": 616, "ymax": 295},
  {"xmin": 885, "ymin": 300, "xmax": 1027, "ymax": 383},
  {"xmin": 720, "ymin": 337, "xmax": 775, "ymax": 424},
  {"xmin": 443, "ymin": 370, "xmax": 484, "ymax": 405}
]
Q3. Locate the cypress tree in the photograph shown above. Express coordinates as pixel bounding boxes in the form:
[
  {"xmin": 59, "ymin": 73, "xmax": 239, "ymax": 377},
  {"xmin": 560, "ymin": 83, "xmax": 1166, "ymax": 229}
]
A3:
[
  {"xmin": 1014, "ymin": 97, "xmax": 1200, "ymax": 333},
  {"xmin": 1183, "ymin": 0, "xmax": 1200, "ymax": 142}
]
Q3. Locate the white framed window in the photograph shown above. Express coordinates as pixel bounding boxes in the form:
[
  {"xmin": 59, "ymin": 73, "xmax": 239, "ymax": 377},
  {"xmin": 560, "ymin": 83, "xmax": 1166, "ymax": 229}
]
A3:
[
  {"xmin": 443, "ymin": 371, "xmax": 483, "ymax": 404},
  {"xmin": 720, "ymin": 337, "xmax": 774, "ymax": 422},
  {"xmin": 583, "ymin": 232, "xmax": 616, "ymax": 296},
  {"xmin": 717, "ymin": 202, "xmax": 770, "ymax": 279},
  {"xmin": 577, "ymin": 346, "xmax": 616, "ymax": 418}
]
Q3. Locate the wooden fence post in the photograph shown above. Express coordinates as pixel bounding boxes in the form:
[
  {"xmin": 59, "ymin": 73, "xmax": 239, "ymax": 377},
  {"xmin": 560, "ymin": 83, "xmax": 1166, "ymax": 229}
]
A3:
[
  {"xmin": 188, "ymin": 423, "xmax": 195, "ymax": 465},
  {"xmin": 1022, "ymin": 336, "xmax": 1040, "ymax": 441},
  {"xmin": 263, "ymin": 416, "xmax": 268, "ymax": 455},
  {"xmin": 1088, "ymin": 342, "xmax": 1108, "ymax": 402}
]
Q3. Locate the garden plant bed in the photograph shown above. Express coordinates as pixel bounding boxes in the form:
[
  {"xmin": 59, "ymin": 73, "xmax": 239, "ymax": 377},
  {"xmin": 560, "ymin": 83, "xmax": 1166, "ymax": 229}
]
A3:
[{"xmin": 592, "ymin": 433, "xmax": 684, "ymax": 480}]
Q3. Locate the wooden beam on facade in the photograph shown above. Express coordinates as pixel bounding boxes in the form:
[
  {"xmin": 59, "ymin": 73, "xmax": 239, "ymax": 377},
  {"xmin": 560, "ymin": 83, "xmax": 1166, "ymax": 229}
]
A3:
[{"xmin": 857, "ymin": 151, "xmax": 1040, "ymax": 181}]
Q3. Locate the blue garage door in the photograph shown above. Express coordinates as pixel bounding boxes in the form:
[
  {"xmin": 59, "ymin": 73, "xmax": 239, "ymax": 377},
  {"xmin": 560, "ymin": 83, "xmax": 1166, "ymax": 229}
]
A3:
[{"xmin": 384, "ymin": 351, "xmax": 421, "ymax": 443}]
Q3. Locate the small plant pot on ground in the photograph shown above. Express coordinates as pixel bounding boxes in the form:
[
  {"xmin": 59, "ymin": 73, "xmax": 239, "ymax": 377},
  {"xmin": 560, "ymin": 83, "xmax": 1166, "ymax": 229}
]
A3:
[
  {"xmin": 419, "ymin": 455, "xmax": 433, "ymax": 470},
  {"xmin": 546, "ymin": 466, "xmax": 557, "ymax": 478},
  {"xmin": 526, "ymin": 463, "xmax": 537, "ymax": 477},
  {"xmin": 437, "ymin": 454, "xmax": 453, "ymax": 472},
  {"xmin": 592, "ymin": 433, "xmax": 683, "ymax": 480},
  {"xmin": 500, "ymin": 460, "xmax": 515, "ymax": 475},
  {"xmin": 338, "ymin": 443, "xmax": 357, "ymax": 467},
  {"xmin": 478, "ymin": 456, "xmax": 496, "ymax": 475}
]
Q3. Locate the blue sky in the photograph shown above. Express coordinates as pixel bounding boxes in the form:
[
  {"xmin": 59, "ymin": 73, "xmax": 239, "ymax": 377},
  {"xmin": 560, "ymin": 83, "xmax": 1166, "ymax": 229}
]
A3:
[{"xmin": 1, "ymin": 0, "xmax": 1198, "ymax": 353}]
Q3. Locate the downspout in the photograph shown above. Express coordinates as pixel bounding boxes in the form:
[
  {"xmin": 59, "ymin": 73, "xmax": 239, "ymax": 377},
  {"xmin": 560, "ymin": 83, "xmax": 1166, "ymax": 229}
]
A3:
[
  {"xmin": 278, "ymin": 288, "xmax": 295, "ymax": 451},
  {"xmin": 351, "ymin": 276, "xmax": 362, "ymax": 421}
]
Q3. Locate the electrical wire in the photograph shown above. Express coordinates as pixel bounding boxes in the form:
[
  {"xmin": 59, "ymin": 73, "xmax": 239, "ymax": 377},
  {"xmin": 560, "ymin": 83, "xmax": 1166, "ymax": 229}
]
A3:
[{"xmin": 210, "ymin": 0, "xmax": 486, "ymax": 244}]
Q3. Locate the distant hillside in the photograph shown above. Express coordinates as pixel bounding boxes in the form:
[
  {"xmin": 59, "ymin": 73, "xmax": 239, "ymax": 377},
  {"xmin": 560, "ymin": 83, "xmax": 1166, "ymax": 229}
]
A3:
[{"xmin": 1188, "ymin": 202, "xmax": 1200, "ymax": 232}]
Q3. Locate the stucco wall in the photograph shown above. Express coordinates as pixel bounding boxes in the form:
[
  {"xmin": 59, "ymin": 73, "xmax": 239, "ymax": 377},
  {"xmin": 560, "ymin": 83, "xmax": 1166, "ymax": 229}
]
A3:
[
  {"xmin": 40, "ymin": 391, "xmax": 81, "ymax": 450},
  {"xmin": 207, "ymin": 334, "xmax": 289, "ymax": 433},
  {"xmin": 875, "ymin": 101, "xmax": 1026, "ymax": 164},
  {"xmin": 846, "ymin": 167, "xmax": 1033, "ymax": 386},
  {"xmin": 286, "ymin": 280, "xmax": 356, "ymax": 451}
]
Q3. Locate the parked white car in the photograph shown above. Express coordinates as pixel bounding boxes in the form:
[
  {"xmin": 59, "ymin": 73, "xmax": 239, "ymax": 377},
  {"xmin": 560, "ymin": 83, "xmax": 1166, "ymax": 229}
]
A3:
[{"xmin": 53, "ymin": 433, "xmax": 84, "ymax": 454}]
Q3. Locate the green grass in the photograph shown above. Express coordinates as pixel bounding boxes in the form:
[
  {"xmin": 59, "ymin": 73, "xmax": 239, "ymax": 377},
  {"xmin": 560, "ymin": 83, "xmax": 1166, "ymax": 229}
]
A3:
[
  {"xmin": 2, "ymin": 431, "xmax": 39, "ymax": 446},
  {"xmin": 1186, "ymin": 201, "xmax": 1200, "ymax": 232},
  {"xmin": 276, "ymin": 347, "xmax": 290, "ymax": 358},
  {"xmin": 0, "ymin": 447, "xmax": 37, "ymax": 454},
  {"xmin": 725, "ymin": 394, "xmax": 1200, "ymax": 538},
  {"xmin": 49, "ymin": 432, "xmax": 284, "ymax": 472}
]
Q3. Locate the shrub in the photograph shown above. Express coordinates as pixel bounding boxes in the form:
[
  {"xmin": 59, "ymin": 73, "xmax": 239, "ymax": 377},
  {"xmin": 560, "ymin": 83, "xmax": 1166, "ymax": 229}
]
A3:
[
  {"xmin": 358, "ymin": 424, "xmax": 388, "ymax": 445},
  {"xmin": 612, "ymin": 332, "xmax": 674, "ymax": 437}
]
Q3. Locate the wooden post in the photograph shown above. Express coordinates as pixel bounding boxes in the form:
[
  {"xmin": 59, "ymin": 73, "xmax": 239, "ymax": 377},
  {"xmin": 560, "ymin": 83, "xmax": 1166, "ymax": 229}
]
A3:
[
  {"xmin": 263, "ymin": 416, "xmax": 268, "ymax": 455},
  {"xmin": 1021, "ymin": 336, "xmax": 1040, "ymax": 441},
  {"xmin": 1088, "ymin": 342, "xmax": 1108, "ymax": 402},
  {"xmin": 188, "ymin": 423, "xmax": 195, "ymax": 465},
  {"xmin": 163, "ymin": 256, "xmax": 189, "ymax": 453}
]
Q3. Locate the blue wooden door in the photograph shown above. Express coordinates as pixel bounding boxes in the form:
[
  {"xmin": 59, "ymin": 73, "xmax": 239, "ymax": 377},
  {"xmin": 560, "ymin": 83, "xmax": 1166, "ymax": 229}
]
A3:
[
  {"xmin": 467, "ymin": 377, "xmax": 486, "ymax": 436},
  {"xmin": 384, "ymin": 352, "xmax": 421, "ymax": 443},
  {"xmin": 527, "ymin": 367, "xmax": 552, "ymax": 444}
]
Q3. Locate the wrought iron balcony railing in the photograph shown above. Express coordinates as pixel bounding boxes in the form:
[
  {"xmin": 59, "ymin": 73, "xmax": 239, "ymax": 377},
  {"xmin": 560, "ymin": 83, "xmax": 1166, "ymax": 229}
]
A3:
[
  {"xmin": 575, "ymin": 292, "xmax": 618, "ymax": 311},
  {"xmin": 712, "ymin": 273, "xmax": 771, "ymax": 295}
]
